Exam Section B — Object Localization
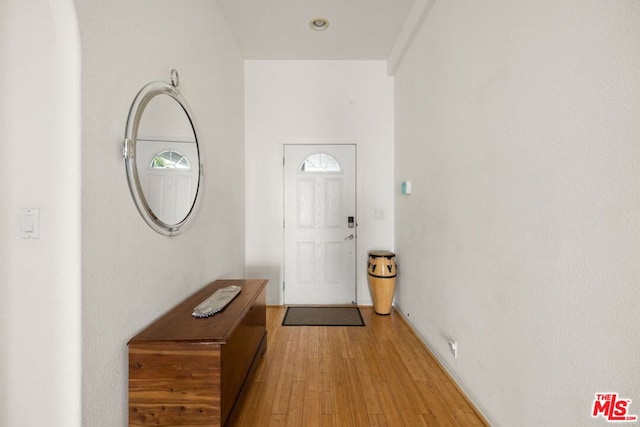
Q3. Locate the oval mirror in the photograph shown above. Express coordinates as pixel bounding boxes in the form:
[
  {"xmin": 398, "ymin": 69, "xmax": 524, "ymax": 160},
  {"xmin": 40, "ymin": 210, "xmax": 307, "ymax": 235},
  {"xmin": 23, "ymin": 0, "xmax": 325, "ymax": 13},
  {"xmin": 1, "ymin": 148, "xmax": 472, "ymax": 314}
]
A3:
[{"xmin": 123, "ymin": 71, "xmax": 202, "ymax": 236}]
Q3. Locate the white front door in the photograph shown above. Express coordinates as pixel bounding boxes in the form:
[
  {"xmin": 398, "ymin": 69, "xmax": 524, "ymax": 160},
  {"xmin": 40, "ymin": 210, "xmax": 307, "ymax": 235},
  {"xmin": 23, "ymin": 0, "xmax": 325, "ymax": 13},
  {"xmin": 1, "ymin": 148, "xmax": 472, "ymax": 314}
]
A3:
[
  {"xmin": 284, "ymin": 144, "xmax": 356, "ymax": 305},
  {"xmin": 136, "ymin": 140, "xmax": 199, "ymax": 225}
]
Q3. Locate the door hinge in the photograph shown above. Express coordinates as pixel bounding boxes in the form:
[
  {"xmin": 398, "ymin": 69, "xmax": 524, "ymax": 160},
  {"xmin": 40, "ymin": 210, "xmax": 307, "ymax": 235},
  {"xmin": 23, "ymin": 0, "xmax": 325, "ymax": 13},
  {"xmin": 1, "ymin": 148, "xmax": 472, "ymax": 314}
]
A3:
[
  {"xmin": 283, "ymin": 157, "xmax": 285, "ymax": 167},
  {"xmin": 283, "ymin": 219, "xmax": 285, "ymax": 228}
]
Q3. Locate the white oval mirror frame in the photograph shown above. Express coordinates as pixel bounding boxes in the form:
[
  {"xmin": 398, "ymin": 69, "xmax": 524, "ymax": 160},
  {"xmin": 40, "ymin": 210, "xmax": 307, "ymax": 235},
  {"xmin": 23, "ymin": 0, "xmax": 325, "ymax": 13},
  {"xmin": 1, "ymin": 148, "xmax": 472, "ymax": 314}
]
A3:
[{"xmin": 123, "ymin": 74, "xmax": 202, "ymax": 236}]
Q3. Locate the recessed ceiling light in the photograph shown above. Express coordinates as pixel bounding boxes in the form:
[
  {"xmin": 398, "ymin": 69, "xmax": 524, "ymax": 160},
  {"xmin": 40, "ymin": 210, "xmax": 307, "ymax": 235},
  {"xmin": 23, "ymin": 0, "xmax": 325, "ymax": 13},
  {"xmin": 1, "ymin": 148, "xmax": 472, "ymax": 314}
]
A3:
[{"xmin": 309, "ymin": 17, "xmax": 329, "ymax": 31}]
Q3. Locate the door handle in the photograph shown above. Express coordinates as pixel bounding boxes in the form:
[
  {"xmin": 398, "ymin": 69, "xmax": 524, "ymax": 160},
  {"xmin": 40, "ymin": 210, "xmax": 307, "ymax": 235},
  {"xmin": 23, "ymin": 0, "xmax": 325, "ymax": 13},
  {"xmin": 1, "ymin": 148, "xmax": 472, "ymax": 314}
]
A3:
[{"xmin": 344, "ymin": 234, "xmax": 355, "ymax": 240}]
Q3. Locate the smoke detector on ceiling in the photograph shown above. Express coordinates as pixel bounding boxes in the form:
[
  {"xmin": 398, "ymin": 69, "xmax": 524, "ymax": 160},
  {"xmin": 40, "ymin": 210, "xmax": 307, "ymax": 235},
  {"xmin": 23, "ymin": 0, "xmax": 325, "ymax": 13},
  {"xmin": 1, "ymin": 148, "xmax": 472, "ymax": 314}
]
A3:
[{"xmin": 309, "ymin": 17, "xmax": 329, "ymax": 31}]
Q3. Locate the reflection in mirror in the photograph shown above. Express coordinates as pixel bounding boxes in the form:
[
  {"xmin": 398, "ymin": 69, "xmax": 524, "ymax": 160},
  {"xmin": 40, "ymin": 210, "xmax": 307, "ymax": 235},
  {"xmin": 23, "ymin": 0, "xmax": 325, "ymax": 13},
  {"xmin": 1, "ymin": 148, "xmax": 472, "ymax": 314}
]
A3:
[
  {"xmin": 123, "ymin": 71, "xmax": 202, "ymax": 236},
  {"xmin": 150, "ymin": 151, "xmax": 191, "ymax": 169},
  {"xmin": 136, "ymin": 95, "xmax": 199, "ymax": 226}
]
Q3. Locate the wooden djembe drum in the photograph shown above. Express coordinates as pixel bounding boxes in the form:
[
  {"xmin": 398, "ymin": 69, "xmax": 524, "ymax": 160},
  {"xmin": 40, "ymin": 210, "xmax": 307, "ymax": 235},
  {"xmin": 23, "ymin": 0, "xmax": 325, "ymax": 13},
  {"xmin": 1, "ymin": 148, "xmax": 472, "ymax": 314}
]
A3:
[{"xmin": 367, "ymin": 251, "xmax": 397, "ymax": 315}]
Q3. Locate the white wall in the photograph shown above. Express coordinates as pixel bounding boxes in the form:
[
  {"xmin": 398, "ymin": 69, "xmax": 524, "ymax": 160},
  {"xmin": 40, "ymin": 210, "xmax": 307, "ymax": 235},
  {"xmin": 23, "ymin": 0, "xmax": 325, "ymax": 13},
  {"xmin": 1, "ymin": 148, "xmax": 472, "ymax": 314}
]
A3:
[
  {"xmin": 74, "ymin": 1, "xmax": 245, "ymax": 425},
  {"xmin": 393, "ymin": 1, "xmax": 640, "ymax": 425},
  {"xmin": 0, "ymin": 1, "xmax": 81, "ymax": 426},
  {"xmin": 245, "ymin": 61, "xmax": 394, "ymax": 305}
]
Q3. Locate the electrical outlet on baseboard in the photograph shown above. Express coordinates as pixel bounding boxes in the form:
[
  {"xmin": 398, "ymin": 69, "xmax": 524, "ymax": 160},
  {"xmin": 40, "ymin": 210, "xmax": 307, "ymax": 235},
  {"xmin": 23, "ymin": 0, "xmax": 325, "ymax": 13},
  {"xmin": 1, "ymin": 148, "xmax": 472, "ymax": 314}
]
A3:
[{"xmin": 448, "ymin": 339, "xmax": 458, "ymax": 359}]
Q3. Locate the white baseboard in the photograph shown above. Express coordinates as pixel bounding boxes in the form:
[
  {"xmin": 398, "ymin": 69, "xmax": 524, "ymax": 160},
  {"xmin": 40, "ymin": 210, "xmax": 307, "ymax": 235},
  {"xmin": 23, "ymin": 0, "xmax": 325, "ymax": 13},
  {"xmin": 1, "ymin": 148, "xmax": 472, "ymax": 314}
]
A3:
[{"xmin": 393, "ymin": 303, "xmax": 497, "ymax": 426}]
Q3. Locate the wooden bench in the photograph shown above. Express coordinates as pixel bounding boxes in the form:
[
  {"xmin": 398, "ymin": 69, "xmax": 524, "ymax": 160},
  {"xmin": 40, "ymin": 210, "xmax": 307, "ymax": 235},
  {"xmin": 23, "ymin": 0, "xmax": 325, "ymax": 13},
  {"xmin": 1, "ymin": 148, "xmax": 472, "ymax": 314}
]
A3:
[{"xmin": 128, "ymin": 279, "xmax": 268, "ymax": 426}]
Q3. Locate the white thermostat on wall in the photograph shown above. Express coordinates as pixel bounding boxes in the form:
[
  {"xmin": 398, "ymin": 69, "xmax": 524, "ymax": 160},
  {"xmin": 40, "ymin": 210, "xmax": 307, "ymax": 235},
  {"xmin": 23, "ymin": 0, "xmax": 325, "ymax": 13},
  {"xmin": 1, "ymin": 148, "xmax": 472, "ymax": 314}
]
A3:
[{"xmin": 401, "ymin": 181, "xmax": 412, "ymax": 195}]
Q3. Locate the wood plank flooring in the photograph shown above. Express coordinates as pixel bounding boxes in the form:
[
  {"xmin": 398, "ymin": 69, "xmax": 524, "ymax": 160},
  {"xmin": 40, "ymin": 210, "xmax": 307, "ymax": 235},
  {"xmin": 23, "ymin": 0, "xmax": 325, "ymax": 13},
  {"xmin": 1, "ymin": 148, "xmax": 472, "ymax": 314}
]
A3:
[{"xmin": 231, "ymin": 306, "xmax": 487, "ymax": 427}]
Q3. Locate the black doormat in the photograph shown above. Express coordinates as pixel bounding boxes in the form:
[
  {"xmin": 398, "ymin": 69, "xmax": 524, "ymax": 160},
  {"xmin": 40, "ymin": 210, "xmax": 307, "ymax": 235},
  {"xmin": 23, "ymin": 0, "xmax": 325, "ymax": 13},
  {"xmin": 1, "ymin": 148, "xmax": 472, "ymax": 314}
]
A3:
[{"xmin": 282, "ymin": 306, "xmax": 365, "ymax": 327}]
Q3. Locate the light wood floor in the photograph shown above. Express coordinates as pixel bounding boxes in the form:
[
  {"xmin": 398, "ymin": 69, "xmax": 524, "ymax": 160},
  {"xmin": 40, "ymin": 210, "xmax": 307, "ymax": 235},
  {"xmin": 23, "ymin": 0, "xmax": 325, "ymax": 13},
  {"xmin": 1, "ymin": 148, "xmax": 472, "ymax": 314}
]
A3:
[{"xmin": 231, "ymin": 306, "xmax": 487, "ymax": 426}]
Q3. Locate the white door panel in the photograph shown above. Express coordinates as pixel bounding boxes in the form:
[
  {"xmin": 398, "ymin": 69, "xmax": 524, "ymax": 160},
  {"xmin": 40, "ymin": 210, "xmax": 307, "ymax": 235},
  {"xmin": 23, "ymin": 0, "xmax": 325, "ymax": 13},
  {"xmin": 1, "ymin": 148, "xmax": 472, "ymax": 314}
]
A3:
[
  {"xmin": 284, "ymin": 144, "xmax": 356, "ymax": 305},
  {"xmin": 136, "ymin": 140, "xmax": 199, "ymax": 224}
]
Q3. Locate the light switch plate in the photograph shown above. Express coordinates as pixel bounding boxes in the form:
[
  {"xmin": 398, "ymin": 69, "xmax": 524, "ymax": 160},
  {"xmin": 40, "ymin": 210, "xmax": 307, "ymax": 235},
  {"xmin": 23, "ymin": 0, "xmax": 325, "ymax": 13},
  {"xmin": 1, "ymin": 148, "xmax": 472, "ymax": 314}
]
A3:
[{"xmin": 21, "ymin": 208, "xmax": 40, "ymax": 239}]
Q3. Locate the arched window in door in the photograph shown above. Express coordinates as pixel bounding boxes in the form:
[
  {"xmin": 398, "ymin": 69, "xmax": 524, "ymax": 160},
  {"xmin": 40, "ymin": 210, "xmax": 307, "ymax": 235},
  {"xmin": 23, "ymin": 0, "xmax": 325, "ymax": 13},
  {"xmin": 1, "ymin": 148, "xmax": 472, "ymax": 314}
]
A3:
[
  {"xmin": 149, "ymin": 150, "xmax": 191, "ymax": 169},
  {"xmin": 299, "ymin": 153, "xmax": 341, "ymax": 172}
]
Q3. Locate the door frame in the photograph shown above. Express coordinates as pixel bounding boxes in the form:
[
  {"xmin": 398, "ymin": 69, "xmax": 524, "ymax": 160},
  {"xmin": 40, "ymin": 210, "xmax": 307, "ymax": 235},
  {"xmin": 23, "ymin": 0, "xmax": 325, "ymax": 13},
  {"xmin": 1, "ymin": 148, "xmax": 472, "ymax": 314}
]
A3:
[{"xmin": 282, "ymin": 141, "xmax": 358, "ymax": 305}]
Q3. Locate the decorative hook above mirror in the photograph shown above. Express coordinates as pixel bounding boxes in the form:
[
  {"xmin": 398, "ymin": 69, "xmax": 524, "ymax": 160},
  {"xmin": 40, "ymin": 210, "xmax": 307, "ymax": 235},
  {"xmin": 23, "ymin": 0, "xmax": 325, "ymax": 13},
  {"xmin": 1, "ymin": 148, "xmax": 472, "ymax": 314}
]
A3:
[{"xmin": 123, "ymin": 70, "xmax": 203, "ymax": 236}]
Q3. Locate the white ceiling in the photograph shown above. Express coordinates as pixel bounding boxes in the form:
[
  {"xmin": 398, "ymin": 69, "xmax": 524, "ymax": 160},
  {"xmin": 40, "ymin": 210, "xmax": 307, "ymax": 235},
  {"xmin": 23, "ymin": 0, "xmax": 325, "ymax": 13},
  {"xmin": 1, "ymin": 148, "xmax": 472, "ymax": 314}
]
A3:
[{"xmin": 216, "ymin": 0, "xmax": 417, "ymax": 60}]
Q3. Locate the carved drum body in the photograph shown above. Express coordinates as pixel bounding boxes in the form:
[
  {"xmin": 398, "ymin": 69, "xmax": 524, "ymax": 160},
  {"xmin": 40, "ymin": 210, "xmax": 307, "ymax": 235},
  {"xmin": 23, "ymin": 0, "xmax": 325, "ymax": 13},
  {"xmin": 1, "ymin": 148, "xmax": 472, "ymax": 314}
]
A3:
[{"xmin": 367, "ymin": 251, "xmax": 397, "ymax": 315}]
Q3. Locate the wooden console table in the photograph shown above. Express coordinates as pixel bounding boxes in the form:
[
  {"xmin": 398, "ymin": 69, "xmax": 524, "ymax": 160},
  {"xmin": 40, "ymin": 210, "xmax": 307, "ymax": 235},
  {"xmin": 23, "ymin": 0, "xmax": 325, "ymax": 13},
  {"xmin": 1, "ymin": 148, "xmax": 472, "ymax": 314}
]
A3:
[{"xmin": 128, "ymin": 279, "xmax": 268, "ymax": 426}]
